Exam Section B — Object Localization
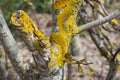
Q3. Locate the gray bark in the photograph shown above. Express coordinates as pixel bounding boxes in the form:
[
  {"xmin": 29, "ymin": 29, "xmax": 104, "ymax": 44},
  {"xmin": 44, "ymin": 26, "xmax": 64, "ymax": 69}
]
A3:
[
  {"xmin": 0, "ymin": 10, "xmax": 39, "ymax": 80},
  {"xmin": 81, "ymin": 9, "xmax": 120, "ymax": 32},
  {"xmin": 0, "ymin": 60, "xmax": 8, "ymax": 80}
]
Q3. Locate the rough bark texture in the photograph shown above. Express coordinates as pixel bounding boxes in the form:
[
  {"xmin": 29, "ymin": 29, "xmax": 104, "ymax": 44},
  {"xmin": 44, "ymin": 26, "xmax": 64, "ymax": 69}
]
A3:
[
  {"xmin": 0, "ymin": 10, "xmax": 39, "ymax": 80},
  {"xmin": 0, "ymin": 60, "xmax": 8, "ymax": 80},
  {"xmin": 79, "ymin": 1, "xmax": 120, "ymax": 80},
  {"xmin": 106, "ymin": 62, "xmax": 118, "ymax": 80},
  {"xmin": 0, "ymin": 1, "xmax": 120, "ymax": 80}
]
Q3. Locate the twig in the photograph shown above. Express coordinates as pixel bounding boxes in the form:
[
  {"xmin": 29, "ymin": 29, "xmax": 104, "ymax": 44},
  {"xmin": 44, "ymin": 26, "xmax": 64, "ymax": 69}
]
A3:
[
  {"xmin": 80, "ymin": 9, "xmax": 120, "ymax": 32},
  {"xmin": 112, "ymin": 48, "xmax": 120, "ymax": 61},
  {"xmin": 67, "ymin": 64, "xmax": 72, "ymax": 80}
]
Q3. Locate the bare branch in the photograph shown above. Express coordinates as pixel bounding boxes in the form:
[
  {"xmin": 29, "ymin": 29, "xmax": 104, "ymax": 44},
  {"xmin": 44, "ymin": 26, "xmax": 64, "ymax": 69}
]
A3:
[{"xmin": 80, "ymin": 9, "xmax": 120, "ymax": 32}]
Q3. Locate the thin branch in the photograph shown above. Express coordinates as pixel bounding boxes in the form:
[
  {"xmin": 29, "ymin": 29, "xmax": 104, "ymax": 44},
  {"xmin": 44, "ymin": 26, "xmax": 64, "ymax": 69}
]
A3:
[
  {"xmin": 112, "ymin": 48, "xmax": 120, "ymax": 61},
  {"xmin": 80, "ymin": 9, "xmax": 120, "ymax": 32},
  {"xmin": 79, "ymin": 2, "xmax": 119, "ymax": 80},
  {"xmin": 0, "ymin": 10, "xmax": 38, "ymax": 80}
]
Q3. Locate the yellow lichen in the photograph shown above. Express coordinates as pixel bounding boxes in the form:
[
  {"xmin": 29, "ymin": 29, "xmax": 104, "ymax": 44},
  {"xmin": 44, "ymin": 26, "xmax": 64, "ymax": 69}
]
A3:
[
  {"xmin": 51, "ymin": 43, "xmax": 64, "ymax": 66},
  {"xmin": 57, "ymin": 7, "xmax": 73, "ymax": 31},
  {"xmin": 116, "ymin": 54, "xmax": 120, "ymax": 61},
  {"xmin": 50, "ymin": 32, "xmax": 70, "ymax": 54},
  {"xmin": 117, "ymin": 66, "xmax": 120, "ymax": 73},
  {"xmin": 56, "ymin": 0, "xmax": 82, "ymax": 35},
  {"xmin": 87, "ymin": 71, "xmax": 95, "ymax": 77},
  {"xmin": 54, "ymin": 0, "xmax": 68, "ymax": 10},
  {"xmin": 48, "ymin": 48, "xmax": 59, "ymax": 70},
  {"xmin": 107, "ymin": 50, "xmax": 112, "ymax": 59},
  {"xmin": 49, "ymin": 32, "xmax": 71, "ymax": 67},
  {"xmin": 11, "ymin": 13, "xmax": 21, "ymax": 26},
  {"xmin": 65, "ymin": 14, "xmax": 80, "ymax": 35},
  {"xmin": 11, "ymin": 0, "xmax": 83, "ymax": 71},
  {"xmin": 11, "ymin": 10, "xmax": 36, "ymax": 34},
  {"xmin": 48, "ymin": 0, "xmax": 83, "ymax": 70},
  {"xmin": 34, "ymin": 38, "xmax": 44, "ymax": 51},
  {"xmin": 11, "ymin": 10, "xmax": 50, "ymax": 51},
  {"xmin": 112, "ymin": 19, "xmax": 119, "ymax": 25}
]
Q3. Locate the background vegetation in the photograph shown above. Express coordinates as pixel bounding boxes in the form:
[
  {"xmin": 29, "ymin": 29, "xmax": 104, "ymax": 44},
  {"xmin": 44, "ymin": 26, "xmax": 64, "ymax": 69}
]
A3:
[{"xmin": 0, "ymin": 0, "xmax": 120, "ymax": 80}]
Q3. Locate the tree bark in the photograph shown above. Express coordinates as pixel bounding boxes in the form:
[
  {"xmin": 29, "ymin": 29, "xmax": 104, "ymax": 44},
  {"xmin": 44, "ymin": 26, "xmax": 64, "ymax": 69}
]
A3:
[
  {"xmin": 0, "ymin": 10, "xmax": 39, "ymax": 80},
  {"xmin": 80, "ymin": 9, "xmax": 120, "ymax": 32},
  {"xmin": 0, "ymin": 60, "xmax": 8, "ymax": 80}
]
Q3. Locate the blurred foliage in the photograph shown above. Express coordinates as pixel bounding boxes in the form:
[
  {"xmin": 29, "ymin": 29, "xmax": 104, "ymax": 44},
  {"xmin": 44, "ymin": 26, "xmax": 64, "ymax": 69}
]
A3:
[
  {"xmin": 107, "ymin": 6, "xmax": 120, "ymax": 10},
  {"xmin": 0, "ymin": 0, "xmax": 51, "ymax": 27},
  {"xmin": 104, "ymin": 0, "xmax": 120, "ymax": 10},
  {"xmin": 0, "ymin": 0, "xmax": 30, "ymax": 25},
  {"xmin": 32, "ymin": 0, "xmax": 52, "ymax": 13}
]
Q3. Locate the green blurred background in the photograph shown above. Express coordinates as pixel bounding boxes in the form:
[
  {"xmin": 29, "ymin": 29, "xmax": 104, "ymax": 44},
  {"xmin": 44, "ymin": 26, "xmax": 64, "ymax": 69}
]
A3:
[{"xmin": 0, "ymin": 0, "xmax": 52, "ymax": 27}]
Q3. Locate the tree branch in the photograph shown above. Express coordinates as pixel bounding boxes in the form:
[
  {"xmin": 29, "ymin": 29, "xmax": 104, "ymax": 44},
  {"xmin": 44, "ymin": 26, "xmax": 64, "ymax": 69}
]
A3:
[
  {"xmin": 80, "ymin": 9, "xmax": 120, "ymax": 32},
  {"xmin": 0, "ymin": 60, "xmax": 8, "ymax": 80},
  {"xmin": 79, "ymin": 1, "xmax": 120, "ymax": 80},
  {"xmin": 0, "ymin": 10, "xmax": 38, "ymax": 80}
]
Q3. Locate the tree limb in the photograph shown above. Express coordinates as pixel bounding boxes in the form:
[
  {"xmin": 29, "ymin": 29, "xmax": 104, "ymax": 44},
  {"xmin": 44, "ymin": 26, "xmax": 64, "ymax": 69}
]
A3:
[
  {"xmin": 0, "ymin": 60, "xmax": 8, "ymax": 80},
  {"xmin": 79, "ymin": 1, "xmax": 120, "ymax": 80},
  {"xmin": 0, "ymin": 10, "xmax": 38, "ymax": 80},
  {"xmin": 80, "ymin": 9, "xmax": 120, "ymax": 32}
]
